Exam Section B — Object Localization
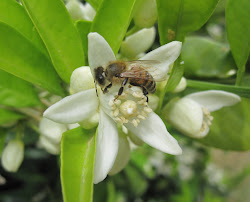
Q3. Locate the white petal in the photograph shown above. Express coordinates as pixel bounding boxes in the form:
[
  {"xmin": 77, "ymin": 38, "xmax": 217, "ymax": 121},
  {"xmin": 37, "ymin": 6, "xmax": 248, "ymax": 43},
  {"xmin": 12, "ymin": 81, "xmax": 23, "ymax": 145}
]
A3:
[
  {"xmin": 140, "ymin": 41, "xmax": 182, "ymax": 81},
  {"xmin": 44, "ymin": 89, "xmax": 98, "ymax": 124},
  {"xmin": 39, "ymin": 118, "xmax": 67, "ymax": 144},
  {"xmin": 185, "ymin": 90, "xmax": 241, "ymax": 112},
  {"xmin": 125, "ymin": 112, "xmax": 182, "ymax": 155},
  {"xmin": 120, "ymin": 27, "xmax": 156, "ymax": 59},
  {"xmin": 109, "ymin": 135, "xmax": 130, "ymax": 175},
  {"xmin": 164, "ymin": 98, "xmax": 204, "ymax": 138},
  {"xmin": 88, "ymin": 32, "xmax": 116, "ymax": 76},
  {"xmin": 94, "ymin": 109, "xmax": 119, "ymax": 184}
]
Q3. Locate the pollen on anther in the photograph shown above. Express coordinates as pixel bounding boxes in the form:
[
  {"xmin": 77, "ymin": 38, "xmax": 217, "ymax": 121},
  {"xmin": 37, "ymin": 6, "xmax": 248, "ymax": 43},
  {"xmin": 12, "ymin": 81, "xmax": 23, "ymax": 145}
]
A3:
[
  {"xmin": 137, "ymin": 115, "xmax": 145, "ymax": 120},
  {"xmin": 113, "ymin": 108, "xmax": 119, "ymax": 117},
  {"xmin": 144, "ymin": 107, "xmax": 152, "ymax": 113},
  {"xmin": 132, "ymin": 119, "xmax": 138, "ymax": 127}
]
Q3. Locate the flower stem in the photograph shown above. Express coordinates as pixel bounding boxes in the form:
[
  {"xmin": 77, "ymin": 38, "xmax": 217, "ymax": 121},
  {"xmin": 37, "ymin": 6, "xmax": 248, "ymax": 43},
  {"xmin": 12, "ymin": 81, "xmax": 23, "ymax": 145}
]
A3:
[
  {"xmin": 187, "ymin": 80, "xmax": 250, "ymax": 98},
  {"xmin": 235, "ymin": 65, "xmax": 245, "ymax": 86}
]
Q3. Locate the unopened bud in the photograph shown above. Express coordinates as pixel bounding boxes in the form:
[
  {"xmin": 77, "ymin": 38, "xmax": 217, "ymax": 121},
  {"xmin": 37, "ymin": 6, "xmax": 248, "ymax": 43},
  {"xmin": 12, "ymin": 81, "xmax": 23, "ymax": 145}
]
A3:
[
  {"xmin": 1, "ymin": 139, "xmax": 24, "ymax": 172},
  {"xmin": 70, "ymin": 66, "xmax": 95, "ymax": 94},
  {"xmin": 120, "ymin": 27, "xmax": 156, "ymax": 59},
  {"xmin": 133, "ymin": 0, "xmax": 157, "ymax": 28}
]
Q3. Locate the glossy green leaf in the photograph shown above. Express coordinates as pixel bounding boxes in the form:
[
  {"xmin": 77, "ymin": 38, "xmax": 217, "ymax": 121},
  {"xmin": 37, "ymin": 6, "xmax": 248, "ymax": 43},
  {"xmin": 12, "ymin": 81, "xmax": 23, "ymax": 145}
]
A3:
[
  {"xmin": 61, "ymin": 127, "xmax": 96, "ymax": 202},
  {"xmin": 91, "ymin": 0, "xmax": 136, "ymax": 54},
  {"xmin": 76, "ymin": 20, "xmax": 92, "ymax": 64},
  {"xmin": 21, "ymin": 0, "xmax": 85, "ymax": 83},
  {"xmin": 0, "ymin": 22, "xmax": 64, "ymax": 96},
  {"xmin": 0, "ymin": 129, "xmax": 7, "ymax": 157},
  {"xmin": 199, "ymin": 98, "xmax": 250, "ymax": 151},
  {"xmin": 226, "ymin": 0, "xmax": 250, "ymax": 85},
  {"xmin": 0, "ymin": 108, "xmax": 25, "ymax": 125},
  {"xmin": 182, "ymin": 37, "xmax": 237, "ymax": 78},
  {"xmin": 156, "ymin": 0, "xmax": 219, "ymax": 44},
  {"xmin": 226, "ymin": 0, "xmax": 250, "ymax": 70},
  {"xmin": 0, "ymin": 70, "xmax": 40, "ymax": 107},
  {"xmin": 0, "ymin": 0, "xmax": 48, "ymax": 56}
]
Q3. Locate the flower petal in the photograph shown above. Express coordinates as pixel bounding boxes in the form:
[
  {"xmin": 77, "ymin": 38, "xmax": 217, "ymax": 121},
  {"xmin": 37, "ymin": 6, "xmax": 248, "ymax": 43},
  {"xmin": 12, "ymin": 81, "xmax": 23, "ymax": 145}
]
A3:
[
  {"xmin": 88, "ymin": 32, "xmax": 116, "ymax": 76},
  {"xmin": 94, "ymin": 109, "xmax": 119, "ymax": 184},
  {"xmin": 140, "ymin": 41, "xmax": 182, "ymax": 81},
  {"xmin": 44, "ymin": 89, "xmax": 98, "ymax": 124},
  {"xmin": 126, "ymin": 112, "xmax": 182, "ymax": 155},
  {"xmin": 185, "ymin": 90, "xmax": 241, "ymax": 112},
  {"xmin": 109, "ymin": 135, "xmax": 130, "ymax": 175}
]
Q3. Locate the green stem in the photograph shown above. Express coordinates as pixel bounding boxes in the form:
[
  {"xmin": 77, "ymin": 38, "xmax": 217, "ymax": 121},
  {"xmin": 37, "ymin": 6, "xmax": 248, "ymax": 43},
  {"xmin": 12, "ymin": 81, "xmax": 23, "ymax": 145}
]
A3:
[
  {"xmin": 235, "ymin": 65, "xmax": 245, "ymax": 86},
  {"xmin": 187, "ymin": 80, "xmax": 250, "ymax": 98}
]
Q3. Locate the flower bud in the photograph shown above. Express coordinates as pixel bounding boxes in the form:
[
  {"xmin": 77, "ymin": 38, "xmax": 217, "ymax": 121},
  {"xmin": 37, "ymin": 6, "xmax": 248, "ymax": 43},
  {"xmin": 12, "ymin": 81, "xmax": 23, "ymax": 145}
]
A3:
[
  {"xmin": 163, "ymin": 98, "xmax": 204, "ymax": 138},
  {"xmin": 66, "ymin": 0, "xmax": 96, "ymax": 21},
  {"xmin": 1, "ymin": 139, "xmax": 24, "ymax": 172},
  {"xmin": 172, "ymin": 77, "xmax": 187, "ymax": 93},
  {"xmin": 133, "ymin": 0, "xmax": 157, "ymax": 28},
  {"xmin": 38, "ymin": 136, "xmax": 60, "ymax": 155},
  {"xmin": 79, "ymin": 112, "xmax": 99, "ymax": 129},
  {"xmin": 70, "ymin": 66, "xmax": 95, "ymax": 94},
  {"xmin": 66, "ymin": 0, "xmax": 85, "ymax": 20},
  {"xmin": 39, "ymin": 118, "xmax": 67, "ymax": 144},
  {"xmin": 120, "ymin": 27, "xmax": 156, "ymax": 59}
]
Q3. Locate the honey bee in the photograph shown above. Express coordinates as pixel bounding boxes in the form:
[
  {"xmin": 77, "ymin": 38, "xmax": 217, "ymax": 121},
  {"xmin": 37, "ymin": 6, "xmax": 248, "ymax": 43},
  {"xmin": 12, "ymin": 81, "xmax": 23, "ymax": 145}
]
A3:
[{"xmin": 94, "ymin": 60, "xmax": 163, "ymax": 102}]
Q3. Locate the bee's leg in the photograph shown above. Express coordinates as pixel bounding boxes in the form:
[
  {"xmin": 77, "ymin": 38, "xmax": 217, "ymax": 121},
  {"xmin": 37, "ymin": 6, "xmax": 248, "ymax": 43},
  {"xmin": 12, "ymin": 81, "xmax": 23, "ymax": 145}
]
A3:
[
  {"xmin": 115, "ymin": 78, "xmax": 128, "ymax": 100},
  {"xmin": 94, "ymin": 81, "xmax": 99, "ymax": 97},
  {"xmin": 141, "ymin": 87, "xmax": 149, "ymax": 102},
  {"xmin": 103, "ymin": 83, "xmax": 112, "ymax": 94}
]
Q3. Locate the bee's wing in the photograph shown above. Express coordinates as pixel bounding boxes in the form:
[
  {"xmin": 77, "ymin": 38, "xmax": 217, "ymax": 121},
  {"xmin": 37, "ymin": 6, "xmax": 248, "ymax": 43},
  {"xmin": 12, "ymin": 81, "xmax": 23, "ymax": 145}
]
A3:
[{"xmin": 125, "ymin": 60, "xmax": 168, "ymax": 81}]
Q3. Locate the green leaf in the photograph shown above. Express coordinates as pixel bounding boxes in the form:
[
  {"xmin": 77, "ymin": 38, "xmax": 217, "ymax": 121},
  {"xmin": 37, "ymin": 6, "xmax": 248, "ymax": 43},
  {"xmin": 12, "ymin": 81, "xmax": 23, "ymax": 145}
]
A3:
[
  {"xmin": 0, "ymin": 70, "xmax": 40, "ymax": 107},
  {"xmin": 91, "ymin": 0, "xmax": 136, "ymax": 54},
  {"xmin": 187, "ymin": 80, "xmax": 250, "ymax": 99},
  {"xmin": 0, "ymin": 108, "xmax": 25, "ymax": 125},
  {"xmin": 156, "ymin": 0, "xmax": 219, "ymax": 44},
  {"xmin": 0, "ymin": 129, "xmax": 7, "ymax": 157},
  {"xmin": 0, "ymin": 22, "xmax": 64, "ymax": 96},
  {"xmin": 182, "ymin": 37, "xmax": 237, "ymax": 78},
  {"xmin": 76, "ymin": 20, "xmax": 92, "ymax": 64},
  {"xmin": 61, "ymin": 127, "xmax": 96, "ymax": 202},
  {"xmin": 0, "ymin": 0, "xmax": 48, "ymax": 56},
  {"xmin": 226, "ymin": 0, "xmax": 250, "ymax": 85},
  {"xmin": 21, "ymin": 0, "xmax": 85, "ymax": 83},
  {"xmin": 199, "ymin": 98, "xmax": 250, "ymax": 151}
]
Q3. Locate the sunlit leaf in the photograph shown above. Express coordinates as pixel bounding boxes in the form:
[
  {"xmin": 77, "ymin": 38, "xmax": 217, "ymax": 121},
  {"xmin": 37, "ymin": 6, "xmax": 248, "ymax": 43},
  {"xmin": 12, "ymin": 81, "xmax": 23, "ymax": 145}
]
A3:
[
  {"xmin": 91, "ymin": 0, "xmax": 136, "ymax": 54},
  {"xmin": 182, "ymin": 37, "xmax": 237, "ymax": 78},
  {"xmin": 76, "ymin": 20, "xmax": 92, "ymax": 64},
  {"xmin": 61, "ymin": 127, "xmax": 96, "ymax": 202},
  {"xmin": 0, "ymin": 0, "xmax": 48, "ymax": 56},
  {"xmin": 0, "ymin": 70, "xmax": 40, "ymax": 107},
  {"xmin": 199, "ymin": 98, "xmax": 250, "ymax": 151},
  {"xmin": 0, "ymin": 22, "xmax": 64, "ymax": 96},
  {"xmin": 21, "ymin": 0, "xmax": 85, "ymax": 83},
  {"xmin": 156, "ymin": 0, "xmax": 219, "ymax": 44}
]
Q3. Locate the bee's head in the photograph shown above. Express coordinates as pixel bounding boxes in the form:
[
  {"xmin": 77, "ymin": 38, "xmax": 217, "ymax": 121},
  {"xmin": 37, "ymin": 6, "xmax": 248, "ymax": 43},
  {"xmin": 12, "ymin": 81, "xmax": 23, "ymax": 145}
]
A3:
[{"xmin": 94, "ymin": 66, "xmax": 106, "ymax": 87}]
